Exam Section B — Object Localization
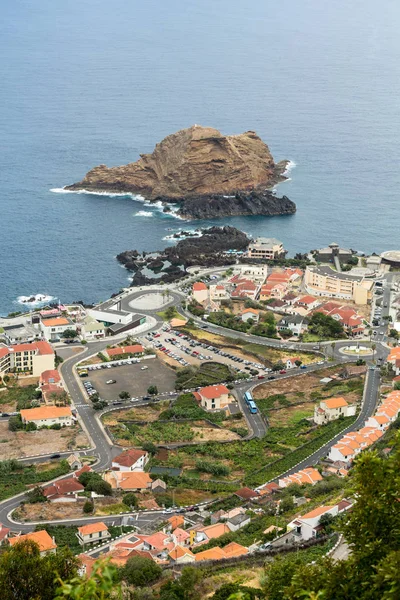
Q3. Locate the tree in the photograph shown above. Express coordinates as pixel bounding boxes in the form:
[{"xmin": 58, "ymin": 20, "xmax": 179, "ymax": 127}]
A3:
[
  {"xmin": 165, "ymin": 305, "xmax": 177, "ymax": 320},
  {"xmin": 0, "ymin": 540, "xmax": 79, "ymax": 600},
  {"xmin": 389, "ymin": 329, "xmax": 399, "ymax": 340},
  {"xmin": 142, "ymin": 441, "xmax": 158, "ymax": 455},
  {"xmin": 83, "ymin": 500, "xmax": 94, "ymax": 514},
  {"xmin": 62, "ymin": 329, "xmax": 77, "ymax": 339},
  {"xmin": 318, "ymin": 512, "xmax": 335, "ymax": 533},
  {"xmin": 55, "ymin": 559, "xmax": 123, "ymax": 600},
  {"xmin": 295, "ymin": 360, "xmax": 302, "ymax": 367},
  {"xmin": 121, "ymin": 556, "xmax": 162, "ymax": 587},
  {"xmin": 8, "ymin": 415, "xmax": 23, "ymax": 431},
  {"xmin": 279, "ymin": 496, "xmax": 295, "ymax": 513},
  {"xmin": 308, "ymin": 312, "xmax": 344, "ymax": 340},
  {"xmin": 147, "ymin": 385, "xmax": 158, "ymax": 395},
  {"xmin": 26, "ymin": 486, "xmax": 47, "ymax": 504},
  {"xmin": 86, "ymin": 478, "xmax": 112, "ymax": 496},
  {"xmin": 180, "ymin": 566, "xmax": 203, "ymax": 598},
  {"xmin": 371, "ymin": 343, "xmax": 376, "ymax": 362},
  {"xmin": 122, "ymin": 492, "xmax": 138, "ymax": 509},
  {"xmin": 119, "ymin": 391, "xmax": 130, "ymax": 400},
  {"xmin": 272, "ymin": 361, "xmax": 285, "ymax": 372}
]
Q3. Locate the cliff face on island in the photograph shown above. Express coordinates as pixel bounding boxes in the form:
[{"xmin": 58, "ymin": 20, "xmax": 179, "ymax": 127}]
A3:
[{"xmin": 66, "ymin": 125, "xmax": 296, "ymax": 219}]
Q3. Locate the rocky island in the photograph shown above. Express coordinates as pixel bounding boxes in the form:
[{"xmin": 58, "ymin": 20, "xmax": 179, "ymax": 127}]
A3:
[{"xmin": 66, "ymin": 125, "xmax": 296, "ymax": 220}]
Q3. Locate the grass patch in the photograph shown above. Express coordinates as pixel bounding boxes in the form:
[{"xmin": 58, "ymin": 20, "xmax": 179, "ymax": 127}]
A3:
[
  {"xmin": 175, "ymin": 362, "xmax": 235, "ymax": 390},
  {"xmin": 0, "ymin": 384, "xmax": 40, "ymax": 409},
  {"xmin": 0, "ymin": 459, "xmax": 70, "ymax": 501},
  {"xmin": 37, "ymin": 524, "xmax": 134, "ymax": 554}
]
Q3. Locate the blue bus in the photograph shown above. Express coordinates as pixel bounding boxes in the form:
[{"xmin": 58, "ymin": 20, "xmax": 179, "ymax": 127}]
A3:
[
  {"xmin": 244, "ymin": 391, "xmax": 253, "ymax": 405},
  {"xmin": 248, "ymin": 400, "xmax": 258, "ymax": 414}
]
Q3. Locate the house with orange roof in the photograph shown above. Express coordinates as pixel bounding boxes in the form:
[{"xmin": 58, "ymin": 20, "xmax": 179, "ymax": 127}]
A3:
[
  {"xmin": 40, "ymin": 317, "xmax": 76, "ymax": 342},
  {"xmin": 241, "ymin": 308, "xmax": 259, "ymax": 323},
  {"xmin": 193, "ymin": 522, "xmax": 230, "ymax": 545},
  {"xmin": 296, "ymin": 296, "xmax": 321, "ymax": 311},
  {"xmin": 278, "ymin": 467, "xmax": 322, "ymax": 488},
  {"xmin": 20, "ymin": 406, "xmax": 73, "ymax": 427},
  {"xmin": 287, "ymin": 505, "xmax": 338, "ymax": 541},
  {"xmin": 231, "ymin": 280, "xmax": 258, "ymax": 300},
  {"xmin": 0, "ymin": 341, "xmax": 55, "ymax": 377},
  {"xmin": 77, "ymin": 522, "xmax": 110, "ymax": 546},
  {"xmin": 192, "ymin": 282, "xmax": 208, "ymax": 304},
  {"xmin": 166, "ymin": 515, "xmax": 185, "ymax": 531},
  {"xmin": 9, "ymin": 530, "xmax": 57, "ymax": 556},
  {"xmin": 169, "ymin": 545, "xmax": 195, "ymax": 564},
  {"xmin": 314, "ymin": 396, "xmax": 356, "ymax": 425},
  {"xmin": 197, "ymin": 384, "xmax": 231, "ymax": 411},
  {"xmin": 194, "ymin": 542, "xmax": 249, "ymax": 562},
  {"xmin": 104, "ymin": 471, "xmax": 152, "ymax": 492},
  {"xmin": 365, "ymin": 414, "xmax": 390, "ymax": 430},
  {"xmin": 387, "ymin": 348, "xmax": 400, "ymax": 375}
]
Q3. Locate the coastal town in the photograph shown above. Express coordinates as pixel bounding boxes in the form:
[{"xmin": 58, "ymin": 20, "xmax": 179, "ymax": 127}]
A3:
[{"xmin": 0, "ymin": 232, "xmax": 399, "ymax": 596}]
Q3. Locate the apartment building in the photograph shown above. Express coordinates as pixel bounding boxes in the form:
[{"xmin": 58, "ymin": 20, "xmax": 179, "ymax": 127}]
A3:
[
  {"xmin": 0, "ymin": 341, "xmax": 54, "ymax": 378},
  {"xmin": 247, "ymin": 238, "xmax": 286, "ymax": 260},
  {"xmin": 304, "ymin": 266, "xmax": 373, "ymax": 305}
]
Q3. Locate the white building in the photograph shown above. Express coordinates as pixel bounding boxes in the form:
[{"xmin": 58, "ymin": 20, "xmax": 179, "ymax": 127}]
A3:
[
  {"xmin": 40, "ymin": 317, "xmax": 76, "ymax": 342},
  {"xmin": 287, "ymin": 505, "xmax": 339, "ymax": 541},
  {"xmin": 241, "ymin": 309, "xmax": 259, "ymax": 323},
  {"xmin": 196, "ymin": 385, "xmax": 231, "ymax": 411},
  {"xmin": 314, "ymin": 397, "xmax": 356, "ymax": 425},
  {"xmin": 20, "ymin": 406, "xmax": 73, "ymax": 427},
  {"xmin": 77, "ymin": 522, "xmax": 110, "ymax": 546},
  {"xmin": 111, "ymin": 449, "xmax": 149, "ymax": 472},
  {"xmin": 0, "ymin": 341, "xmax": 55, "ymax": 378},
  {"xmin": 192, "ymin": 282, "xmax": 208, "ymax": 303},
  {"xmin": 247, "ymin": 238, "xmax": 286, "ymax": 260},
  {"xmin": 81, "ymin": 316, "xmax": 106, "ymax": 341}
]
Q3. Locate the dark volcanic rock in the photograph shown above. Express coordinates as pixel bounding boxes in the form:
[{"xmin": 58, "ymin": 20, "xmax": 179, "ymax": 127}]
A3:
[{"xmin": 175, "ymin": 190, "xmax": 296, "ymax": 220}]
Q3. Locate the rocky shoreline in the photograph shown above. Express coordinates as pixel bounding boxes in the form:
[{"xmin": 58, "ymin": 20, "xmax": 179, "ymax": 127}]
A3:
[{"xmin": 117, "ymin": 226, "xmax": 250, "ymax": 286}]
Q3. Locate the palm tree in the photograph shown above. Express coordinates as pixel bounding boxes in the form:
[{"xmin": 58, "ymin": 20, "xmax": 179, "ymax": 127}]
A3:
[
  {"xmin": 331, "ymin": 341, "xmax": 336, "ymax": 356},
  {"xmin": 371, "ymin": 343, "xmax": 376, "ymax": 362}
]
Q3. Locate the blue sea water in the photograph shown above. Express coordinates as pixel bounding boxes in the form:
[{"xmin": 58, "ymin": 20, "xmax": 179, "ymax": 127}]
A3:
[{"xmin": 1, "ymin": 0, "xmax": 400, "ymax": 316}]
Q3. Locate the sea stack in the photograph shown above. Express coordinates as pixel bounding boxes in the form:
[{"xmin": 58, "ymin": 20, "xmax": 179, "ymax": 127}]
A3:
[{"xmin": 66, "ymin": 125, "xmax": 296, "ymax": 219}]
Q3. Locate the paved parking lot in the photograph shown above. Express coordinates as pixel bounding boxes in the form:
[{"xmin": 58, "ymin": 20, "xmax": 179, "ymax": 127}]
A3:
[
  {"xmin": 141, "ymin": 329, "xmax": 270, "ymax": 376},
  {"xmin": 84, "ymin": 358, "xmax": 176, "ymax": 401}
]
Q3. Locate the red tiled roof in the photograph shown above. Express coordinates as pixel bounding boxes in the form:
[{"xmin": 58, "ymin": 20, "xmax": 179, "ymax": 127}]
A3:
[
  {"xmin": 107, "ymin": 345, "xmax": 144, "ymax": 357},
  {"xmin": 40, "ymin": 370, "xmax": 61, "ymax": 384},
  {"xmin": 42, "ymin": 317, "xmax": 70, "ymax": 327},
  {"xmin": 193, "ymin": 282, "xmax": 207, "ymax": 291},
  {"xmin": 199, "ymin": 384, "xmax": 229, "ymax": 399},
  {"xmin": 78, "ymin": 522, "xmax": 108, "ymax": 536},
  {"xmin": 44, "ymin": 478, "xmax": 84, "ymax": 496},
  {"xmin": 9, "ymin": 530, "xmax": 57, "ymax": 552},
  {"xmin": 112, "ymin": 449, "xmax": 147, "ymax": 468},
  {"xmin": 234, "ymin": 487, "xmax": 258, "ymax": 500}
]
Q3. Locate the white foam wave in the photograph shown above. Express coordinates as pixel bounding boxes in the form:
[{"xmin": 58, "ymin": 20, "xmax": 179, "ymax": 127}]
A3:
[
  {"xmin": 17, "ymin": 294, "xmax": 54, "ymax": 305},
  {"xmin": 135, "ymin": 211, "xmax": 153, "ymax": 217},
  {"xmin": 283, "ymin": 160, "xmax": 296, "ymax": 176},
  {"xmin": 50, "ymin": 187, "xmax": 145, "ymax": 201}
]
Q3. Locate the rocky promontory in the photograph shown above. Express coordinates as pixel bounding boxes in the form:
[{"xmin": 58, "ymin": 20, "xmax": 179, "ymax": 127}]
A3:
[
  {"xmin": 66, "ymin": 126, "xmax": 296, "ymax": 219},
  {"xmin": 116, "ymin": 226, "xmax": 250, "ymax": 286}
]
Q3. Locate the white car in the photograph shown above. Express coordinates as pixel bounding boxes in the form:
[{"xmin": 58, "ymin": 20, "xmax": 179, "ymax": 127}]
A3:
[{"xmin": 141, "ymin": 366, "xmax": 148, "ymax": 370}]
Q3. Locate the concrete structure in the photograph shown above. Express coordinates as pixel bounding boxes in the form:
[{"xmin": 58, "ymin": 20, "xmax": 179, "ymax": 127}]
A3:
[
  {"xmin": 233, "ymin": 264, "xmax": 269, "ymax": 284},
  {"xmin": 192, "ymin": 282, "xmax": 208, "ymax": 303},
  {"xmin": 196, "ymin": 384, "xmax": 230, "ymax": 411},
  {"xmin": 111, "ymin": 449, "xmax": 149, "ymax": 472},
  {"xmin": 226, "ymin": 513, "xmax": 251, "ymax": 532},
  {"xmin": 9, "ymin": 530, "xmax": 57, "ymax": 556},
  {"xmin": 314, "ymin": 397, "xmax": 356, "ymax": 425},
  {"xmin": 247, "ymin": 238, "xmax": 286, "ymax": 260},
  {"xmin": 381, "ymin": 250, "xmax": 400, "ymax": 269},
  {"xmin": 0, "ymin": 341, "xmax": 54, "ymax": 377},
  {"xmin": 20, "ymin": 406, "xmax": 73, "ymax": 427},
  {"xmin": 304, "ymin": 266, "xmax": 374, "ymax": 305},
  {"xmin": 1, "ymin": 323, "xmax": 38, "ymax": 344},
  {"xmin": 81, "ymin": 316, "xmax": 106, "ymax": 341},
  {"xmin": 77, "ymin": 522, "xmax": 110, "ymax": 546},
  {"xmin": 89, "ymin": 298, "xmax": 146, "ymax": 335},
  {"xmin": 313, "ymin": 243, "xmax": 353, "ymax": 264}
]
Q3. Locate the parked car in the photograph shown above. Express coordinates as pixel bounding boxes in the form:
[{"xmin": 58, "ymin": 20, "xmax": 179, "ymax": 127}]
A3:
[
  {"xmin": 279, "ymin": 370, "xmax": 287, "ymax": 374},
  {"xmin": 106, "ymin": 380, "xmax": 116, "ymax": 384}
]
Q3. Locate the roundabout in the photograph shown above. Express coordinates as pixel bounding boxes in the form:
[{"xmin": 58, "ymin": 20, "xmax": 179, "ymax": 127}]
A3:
[{"xmin": 339, "ymin": 344, "xmax": 373, "ymax": 356}]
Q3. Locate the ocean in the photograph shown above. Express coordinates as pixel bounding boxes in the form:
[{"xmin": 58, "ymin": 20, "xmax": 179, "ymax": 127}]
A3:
[{"xmin": 1, "ymin": 0, "xmax": 399, "ymax": 316}]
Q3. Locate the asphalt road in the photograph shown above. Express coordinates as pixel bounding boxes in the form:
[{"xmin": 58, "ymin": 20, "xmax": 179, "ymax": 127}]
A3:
[{"xmin": 267, "ymin": 367, "xmax": 381, "ymax": 484}]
